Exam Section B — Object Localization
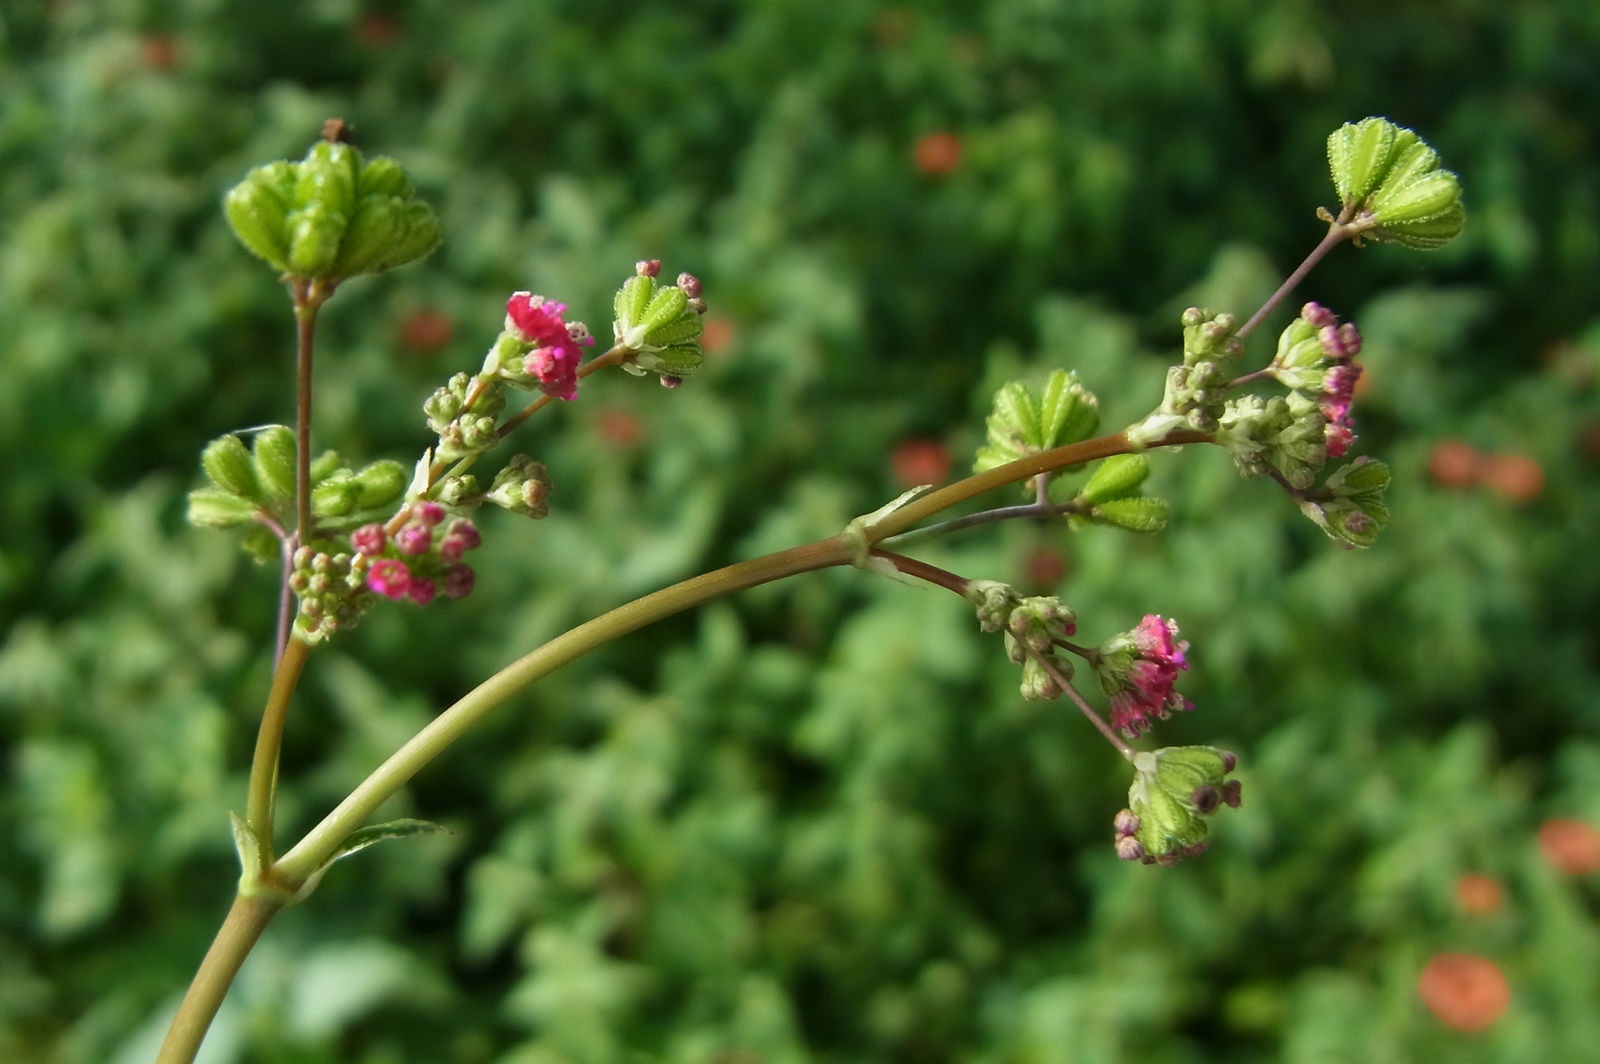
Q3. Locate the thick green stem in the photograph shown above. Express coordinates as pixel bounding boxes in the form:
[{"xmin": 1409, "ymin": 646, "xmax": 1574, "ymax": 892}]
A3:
[
  {"xmin": 274, "ymin": 535, "xmax": 852, "ymax": 882},
  {"xmin": 155, "ymin": 894, "xmax": 281, "ymax": 1064},
  {"xmin": 245, "ymin": 634, "xmax": 313, "ymax": 860}
]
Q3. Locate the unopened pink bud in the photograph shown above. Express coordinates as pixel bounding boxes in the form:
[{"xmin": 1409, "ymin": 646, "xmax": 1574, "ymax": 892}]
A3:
[
  {"xmin": 676, "ymin": 272, "xmax": 701, "ymax": 297},
  {"xmin": 395, "ymin": 524, "xmax": 432, "ymax": 555},
  {"xmin": 407, "ymin": 577, "xmax": 436, "ymax": 605},
  {"xmin": 413, "ymin": 501, "xmax": 446, "ymax": 526},
  {"xmin": 637, "ymin": 259, "xmax": 661, "ymax": 277},
  {"xmin": 444, "ymin": 563, "xmax": 476, "ymax": 598}
]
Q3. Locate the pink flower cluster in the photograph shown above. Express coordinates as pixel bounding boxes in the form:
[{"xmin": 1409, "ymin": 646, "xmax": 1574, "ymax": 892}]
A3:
[
  {"xmin": 506, "ymin": 292, "xmax": 595, "ymax": 401},
  {"xmin": 1302, "ymin": 302, "xmax": 1364, "ymax": 459},
  {"xmin": 1108, "ymin": 615, "xmax": 1193, "ymax": 738},
  {"xmin": 354, "ymin": 502, "xmax": 481, "ymax": 605}
]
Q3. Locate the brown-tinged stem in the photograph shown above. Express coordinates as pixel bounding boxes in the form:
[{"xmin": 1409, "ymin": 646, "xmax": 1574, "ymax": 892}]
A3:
[
  {"xmin": 867, "ymin": 549, "xmax": 971, "ymax": 595},
  {"xmin": 1024, "ymin": 644, "xmax": 1133, "ymax": 758},
  {"xmin": 245, "ymin": 635, "xmax": 313, "ymax": 857},
  {"xmin": 1236, "ymin": 210, "xmax": 1358, "ymax": 340},
  {"xmin": 155, "ymin": 894, "xmax": 281, "ymax": 1064},
  {"xmin": 291, "ymin": 286, "xmax": 320, "ymax": 539}
]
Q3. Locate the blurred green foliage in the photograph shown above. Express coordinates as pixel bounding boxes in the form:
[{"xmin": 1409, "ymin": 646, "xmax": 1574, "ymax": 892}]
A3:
[{"xmin": 3, "ymin": 1, "xmax": 1600, "ymax": 1062}]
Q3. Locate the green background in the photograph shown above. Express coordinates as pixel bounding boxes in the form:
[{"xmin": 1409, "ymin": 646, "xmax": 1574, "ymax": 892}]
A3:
[{"xmin": 3, "ymin": 1, "xmax": 1599, "ymax": 1061}]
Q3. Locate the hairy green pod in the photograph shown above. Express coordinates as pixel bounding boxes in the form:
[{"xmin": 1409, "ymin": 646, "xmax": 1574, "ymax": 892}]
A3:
[
  {"xmin": 286, "ymin": 203, "xmax": 348, "ymax": 277},
  {"xmin": 252, "ymin": 426, "xmax": 297, "ymax": 504},
  {"xmin": 643, "ymin": 312, "xmax": 703, "ymax": 350},
  {"xmin": 1094, "ymin": 496, "xmax": 1171, "ymax": 533},
  {"xmin": 201, "ymin": 434, "xmax": 260, "ymax": 500},
  {"xmin": 638, "ymin": 285, "xmax": 689, "ymax": 334},
  {"xmin": 352, "ymin": 460, "xmax": 407, "ymax": 509},
  {"xmin": 223, "ymin": 179, "xmax": 291, "ymax": 270},
  {"xmin": 1327, "ymin": 117, "xmax": 1397, "ymax": 205},
  {"xmin": 357, "ymin": 156, "xmax": 413, "ymax": 199},
  {"xmin": 294, "ymin": 141, "xmax": 359, "ymax": 218},
  {"xmin": 614, "ymin": 274, "xmax": 655, "ymax": 331},
  {"xmin": 1081, "ymin": 453, "xmax": 1150, "ymax": 504},
  {"xmin": 187, "ymin": 488, "xmax": 260, "ymax": 528}
]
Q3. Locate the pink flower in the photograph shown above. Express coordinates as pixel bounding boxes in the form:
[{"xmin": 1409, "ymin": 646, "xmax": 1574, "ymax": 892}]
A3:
[
  {"xmin": 1321, "ymin": 363, "xmax": 1363, "ymax": 458},
  {"xmin": 1098, "ymin": 615, "xmax": 1193, "ymax": 738},
  {"xmin": 395, "ymin": 523, "xmax": 432, "ymax": 555},
  {"xmin": 350, "ymin": 523, "xmax": 387, "ymax": 556},
  {"xmin": 367, "ymin": 558, "xmax": 412, "ymax": 600},
  {"xmin": 406, "ymin": 577, "xmax": 437, "ymax": 605},
  {"xmin": 505, "ymin": 292, "xmax": 595, "ymax": 401}
]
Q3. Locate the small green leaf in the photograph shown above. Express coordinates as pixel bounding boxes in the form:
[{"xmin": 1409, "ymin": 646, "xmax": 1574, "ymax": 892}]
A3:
[{"xmin": 289, "ymin": 818, "xmax": 451, "ymax": 903}]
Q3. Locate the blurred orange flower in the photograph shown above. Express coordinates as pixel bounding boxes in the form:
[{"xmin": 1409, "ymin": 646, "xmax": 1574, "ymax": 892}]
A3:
[
  {"xmin": 914, "ymin": 132, "xmax": 962, "ymax": 176},
  {"xmin": 1418, "ymin": 952, "xmax": 1510, "ymax": 1032},
  {"xmin": 1454, "ymin": 873, "xmax": 1504, "ymax": 916},
  {"xmin": 1537, "ymin": 818, "xmax": 1600, "ymax": 875}
]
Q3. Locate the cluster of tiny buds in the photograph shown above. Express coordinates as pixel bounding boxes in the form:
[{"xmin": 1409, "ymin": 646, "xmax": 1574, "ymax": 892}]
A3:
[
  {"xmin": 289, "ymin": 546, "xmax": 368, "ymax": 638},
  {"xmin": 351, "ymin": 501, "xmax": 481, "ymax": 605}
]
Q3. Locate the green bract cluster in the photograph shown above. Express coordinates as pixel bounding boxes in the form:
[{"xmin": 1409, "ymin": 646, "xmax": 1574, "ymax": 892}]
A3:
[
  {"xmin": 224, "ymin": 140, "xmax": 442, "ymax": 280},
  {"xmin": 1297, "ymin": 455, "xmax": 1392, "ymax": 549},
  {"xmin": 975, "ymin": 369, "xmax": 1100, "ymax": 487},
  {"xmin": 612, "ymin": 269, "xmax": 706, "ymax": 380},
  {"xmin": 186, "ymin": 427, "xmax": 407, "ymax": 561},
  {"xmin": 1327, "ymin": 117, "xmax": 1465, "ymax": 250},
  {"xmin": 1118, "ymin": 745, "xmax": 1241, "ymax": 865}
]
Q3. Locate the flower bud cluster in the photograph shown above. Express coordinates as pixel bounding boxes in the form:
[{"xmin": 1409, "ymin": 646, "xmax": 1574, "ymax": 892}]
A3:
[
  {"xmin": 425, "ymin": 372, "xmax": 508, "ymax": 462},
  {"xmin": 1115, "ymin": 746, "xmax": 1241, "ymax": 865},
  {"xmin": 1326, "ymin": 117, "xmax": 1465, "ymax": 251},
  {"xmin": 223, "ymin": 136, "xmax": 441, "ymax": 281},
  {"xmin": 351, "ymin": 502, "xmax": 481, "ymax": 608},
  {"xmin": 486, "ymin": 455, "xmax": 551, "ymax": 518},
  {"xmin": 1091, "ymin": 614, "xmax": 1192, "ymax": 738},
  {"xmin": 612, "ymin": 259, "xmax": 708, "ymax": 383},
  {"xmin": 1212, "ymin": 302, "xmax": 1368, "ymax": 489},
  {"xmin": 966, "ymin": 581, "xmax": 1078, "ymax": 701},
  {"xmin": 289, "ymin": 546, "xmax": 371, "ymax": 642},
  {"xmin": 1127, "ymin": 308, "xmax": 1244, "ymax": 445}
]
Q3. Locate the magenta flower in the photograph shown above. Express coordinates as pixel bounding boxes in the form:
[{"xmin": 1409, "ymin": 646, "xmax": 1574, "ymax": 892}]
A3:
[
  {"xmin": 394, "ymin": 523, "xmax": 432, "ymax": 555},
  {"xmin": 1095, "ymin": 614, "xmax": 1193, "ymax": 738},
  {"xmin": 367, "ymin": 558, "xmax": 412, "ymax": 600},
  {"xmin": 505, "ymin": 292, "xmax": 596, "ymax": 401},
  {"xmin": 1321, "ymin": 362, "xmax": 1363, "ymax": 458},
  {"xmin": 350, "ymin": 523, "xmax": 387, "ymax": 556}
]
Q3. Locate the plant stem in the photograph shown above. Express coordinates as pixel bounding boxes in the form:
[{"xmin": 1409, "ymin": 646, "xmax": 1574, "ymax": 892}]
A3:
[
  {"xmin": 154, "ymin": 894, "xmax": 281, "ymax": 1064},
  {"xmin": 291, "ymin": 289, "xmax": 322, "ymax": 540},
  {"xmin": 1236, "ymin": 214, "xmax": 1355, "ymax": 339},
  {"xmin": 274, "ymin": 535, "xmax": 850, "ymax": 882},
  {"xmin": 276, "ymin": 426, "xmax": 1204, "ymax": 884},
  {"xmin": 1026, "ymin": 645, "xmax": 1133, "ymax": 757},
  {"xmin": 245, "ymin": 635, "xmax": 313, "ymax": 859}
]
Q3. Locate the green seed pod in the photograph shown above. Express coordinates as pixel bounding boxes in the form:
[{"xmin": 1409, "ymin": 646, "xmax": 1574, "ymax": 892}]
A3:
[
  {"xmin": 638, "ymin": 285, "xmax": 688, "ymax": 334},
  {"xmin": 614, "ymin": 274, "xmax": 655, "ymax": 333},
  {"xmin": 201, "ymin": 434, "xmax": 260, "ymax": 500},
  {"xmin": 252, "ymin": 426, "xmax": 297, "ymax": 504},
  {"xmin": 308, "ymin": 449, "xmax": 343, "ymax": 483},
  {"xmin": 332, "ymin": 196, "xmax": 404, "ymax": 277},
  {"xmin": 634, "ymin": 342, "xmax": 704, "ymax": 377},
  {"xmin": 357, "ymin": 155, "xmax": 414, "ymax": 199},
  {"xmin": 223, "ymin": 178, "xmax": 292, "ymax": 270},
  {"xmin": 312, "ymin": 476, "xmax": 357, "ymax": 518},
  {"xmin": 1327, "ymin": 117, "xmax": 1398, "ymax": 206},
  {"xmin": 1093, "ymin": 496, "xmax": 1171, "ymax": 533},
  {"xmin": 378, "ymin": 202, "xmax": 442, "ymax": 272},
  {"xmin": 286, "ymin": 203, "xmax": 348, "ymax": 277},
  {"xmin": 187, "ymin": 487, "xmax": 260, "ymax": 528},
  {"xmin": 294, "ymin": 141, "xmax": 360, "ymax": 218},
  {"xmin": 1080, "ymin": 453, "xmax": 1150, "ymax": 504},
  {"xmin": 1373, "ymin": 203, "xmax": 1466, "ymax": 251},
  {"xmin": 1326, "ymin": 456, "xmax": 1391, "ymax": 498},
  {"xmin": 352, "ymin": 459, "xmax": 407, "ymax": 509},
  {"xmin": 1038, "ymin": 370, "xmax": 1100, "ymax": 450},
  {"xmin": 642, "ymin": 311, "xmax": 703, "ymax": 350},
  {"xmin": 1369, "ymin": 169, "xmax": 1462, "ymax": 228}
]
